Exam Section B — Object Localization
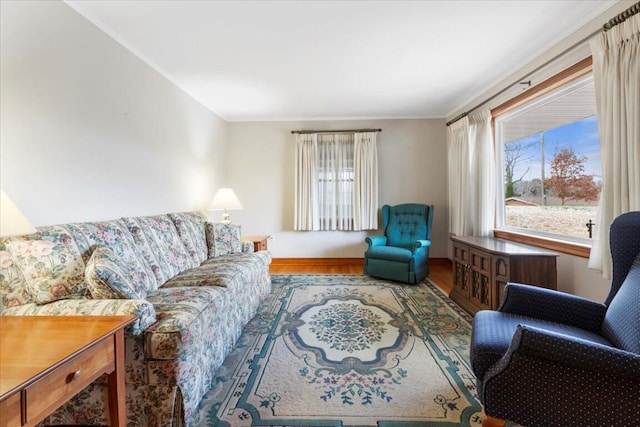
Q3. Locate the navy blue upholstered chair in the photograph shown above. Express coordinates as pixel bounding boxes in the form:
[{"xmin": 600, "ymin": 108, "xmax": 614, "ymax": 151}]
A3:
[
  {"xmin": 470, "ymin": 211, "xmax": 640, "ymax": 427},
  {"xmin": 364, "ymin": 204, "xmax": 434, "ymax": 284}
]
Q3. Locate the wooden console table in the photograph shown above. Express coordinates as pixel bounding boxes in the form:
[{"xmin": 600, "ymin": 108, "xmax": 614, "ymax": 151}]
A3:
[
  {"xmin": 0, "ymin": 316, "xmax": 135, "ymax": 427},
  {"xmin": 242, "ymin": 235, "xmax": 271, "ymax": 252},
  {"xmin": 450, "ymin": 236, "xmax": 558, "ymax": 315}
]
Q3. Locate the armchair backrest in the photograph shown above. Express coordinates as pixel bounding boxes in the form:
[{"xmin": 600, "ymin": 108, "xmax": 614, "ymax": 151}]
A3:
[
  {"xmin": 602, "ymin": 211, "xmax": 640, "ymax": 354},
  {"xmin": 606, "ymin": 211, "xmax": 640, "ymax": 306},
  {"xmin": 382, "ymin": 204, "xmax": 434, "ymax": 247}
]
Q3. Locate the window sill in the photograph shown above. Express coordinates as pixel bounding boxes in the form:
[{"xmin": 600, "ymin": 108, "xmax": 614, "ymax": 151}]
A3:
[{"xmin": 493, "ymin": 229, "xmax": 591, "ymax": 258}]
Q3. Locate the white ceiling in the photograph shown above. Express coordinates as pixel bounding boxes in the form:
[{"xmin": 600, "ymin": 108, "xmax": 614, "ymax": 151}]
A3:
[{"xmin": 65, "ymin": 0, "xmax": 615, "ymax": 122}]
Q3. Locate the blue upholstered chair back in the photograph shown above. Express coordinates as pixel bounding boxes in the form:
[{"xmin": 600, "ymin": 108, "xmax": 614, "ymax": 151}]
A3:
[
  {"xmin": 382, "ymin": 204, "xmax": 433, "ymax": 248},
  {"xmin": 601, "ymin": 211, "xmax": 640, "ymax": 354}
]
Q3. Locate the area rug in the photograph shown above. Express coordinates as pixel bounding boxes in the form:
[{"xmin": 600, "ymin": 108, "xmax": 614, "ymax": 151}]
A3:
[{"xmin": 192, "ymin": 275, "xmax": 483, "ymax": 427}]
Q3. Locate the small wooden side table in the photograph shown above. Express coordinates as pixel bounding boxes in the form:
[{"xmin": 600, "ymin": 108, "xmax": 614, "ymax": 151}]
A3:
[
  {"xmin": 242, "ymin": 235, "xmax": 271, "ymax": 252},
  {"xmin": 0, "ymin": 315, "xmax": 135, "ymax": 427}
]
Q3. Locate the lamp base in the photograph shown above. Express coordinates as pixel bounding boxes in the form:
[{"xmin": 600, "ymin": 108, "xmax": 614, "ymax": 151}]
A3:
[{"xmin": 220, "ymin": 212, "xmax": 231, "ymax": 224}]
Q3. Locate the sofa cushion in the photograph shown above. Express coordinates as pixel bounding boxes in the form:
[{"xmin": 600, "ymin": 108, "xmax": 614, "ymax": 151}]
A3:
[
  {"xmin": 366, "ymin": 245, "xmax": 414, "ymax": 262},
  {"xmin": 5, "ymin": 226, "xmax": 88, "ymax": 304},
  {"xmin": 122, "ymin": 215, "xmax": 196, "ymax": 286},
  {"xmin": 0, "ymin": 239, "xmax": 31, "ymax": 309},
  {"xmin": 168, "ymin": 212, "xmax": 208, "ymax": 266},
  {"xmin": 205, "ymin": 222, "xmax": 242, "ymax": 257},
  {"xmin": 85, "ymin": 246, "xmax": 152, "ymax": 300},
  {"xmin": 165, "ymin": 252, "xmax": 270, "ymax": 291}
]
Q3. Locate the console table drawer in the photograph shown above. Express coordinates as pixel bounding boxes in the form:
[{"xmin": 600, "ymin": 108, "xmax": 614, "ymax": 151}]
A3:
[
  {"xmin": 0, "ymin": 392, "xmax": 21, "ymax": 427},
  {"xmin": 24, "ymin": 337, "xmax": 114, "ymax": 424}
]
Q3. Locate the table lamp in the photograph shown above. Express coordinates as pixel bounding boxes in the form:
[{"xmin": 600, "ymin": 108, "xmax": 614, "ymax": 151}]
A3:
[
  {"xmin": 1, "ymin": 189, "xmax": 37, "ymax": 237},
  {"xmin": 208, "ymin": 188, "xmax": 243, "ymax": 223}
]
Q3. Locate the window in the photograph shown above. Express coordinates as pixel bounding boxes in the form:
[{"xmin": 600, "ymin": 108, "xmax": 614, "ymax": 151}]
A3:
[
  {"xmin": 317, "ymin": 134, "xmax": 355, "ymax": 230},
  {"xmin": 493, "ymin": 60, "xmax": 601, "ymax": 248},
  {"xmin": 294, "ymin": 132, "xmax": 378, "ymax": 231}
]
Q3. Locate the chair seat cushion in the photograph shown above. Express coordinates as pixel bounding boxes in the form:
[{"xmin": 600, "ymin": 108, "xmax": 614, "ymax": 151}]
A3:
[
  {"xmin": 366, "ymin": 246, "xmax": 412, "ymax": 262},
  {"xmin": 471, "ymin": 310, "xmax": 613, "ymax": 381}
]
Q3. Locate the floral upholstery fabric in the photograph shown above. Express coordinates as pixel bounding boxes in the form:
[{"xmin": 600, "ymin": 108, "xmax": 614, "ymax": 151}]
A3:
[
  {"xmin": 65, "ymin": 219, "xmax": 160, "ymax": 292},
  {"xmin": 169, "ymin": 211, "xmax": 208, "ymax": 266},
  {"xmin": 205, "ymin": 222, "xmax": 242, "ymax": 257},
  {"xmin": 0, "ymin": 239, "xmax": 31, "ymax": 310},
  {"xmin": 5, "ymin": 225, "xmax": 88, "ymax": 304},
  {"xmin": 1, "ymin": 297, "xmax": 156, "ymax": 336},
  {"xmin": 85, "ymin": 246, "xmax": 152, "ymax": 300},
  {"xmin": 122, "ymin": 215, "xmax": 196, "ymax": 286},
  {"xmin": 0, "ymin": 211, "xmax": 271, "ymax": 427}
]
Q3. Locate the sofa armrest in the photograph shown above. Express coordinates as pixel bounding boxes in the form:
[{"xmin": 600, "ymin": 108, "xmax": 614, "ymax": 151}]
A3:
[
  {"xmin": 241, "ymin": 241, "xmax": 254, "ymax": 253},
  {"xmin": 1, "ymin": 298, "xmax": 156, "ymax": 336},
  {"xmin": 498, "ymin": 283, "xmax": 607, "ymax": 333},
  {"xmin": 366, "ymin": 235, "xmax": 387, "ymax": 248}
]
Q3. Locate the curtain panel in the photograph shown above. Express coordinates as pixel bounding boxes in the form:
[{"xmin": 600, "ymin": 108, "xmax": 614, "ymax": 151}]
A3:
[
  {"xmin": 294, "ymin": 132, "xmax": 378, "ymax": 231},
  {"xmin": 588, "ymin": 14, "xmax": 640, "ymax": 279},
  {"xmin": 447, "ymin": 110, "xmax": 495, "ymax": 238},
  {"xmin": 447, "ymin": 116, "xmax": 471, "ymax": 237},
  {"xmin": 294, "ymin": 134, "xmax": 319, "ymax": 230},
  {"xmin": 354, "ymin": 132, "xmax": 379, "ymax": 230}
]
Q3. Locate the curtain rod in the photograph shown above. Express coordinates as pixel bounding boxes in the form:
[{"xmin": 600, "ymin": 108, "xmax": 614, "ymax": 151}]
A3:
[
  {"xmin": 444, "ymin": 1, "xmax": 640, "ymax": 128},
  {"xmin": 291, "ymin": 128, "xmax": 382, "ymax": 135},
  {"xmin": 604, "ymin": 1, "xmax": 639, "ymax": 31}
]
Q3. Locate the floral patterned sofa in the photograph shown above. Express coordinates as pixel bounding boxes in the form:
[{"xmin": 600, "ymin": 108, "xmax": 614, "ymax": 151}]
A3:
[{"xmin": 0, "ymin": 211, "xmax": 271, "ymax": 426}]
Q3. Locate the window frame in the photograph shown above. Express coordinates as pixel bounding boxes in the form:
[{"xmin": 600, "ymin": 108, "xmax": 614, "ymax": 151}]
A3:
[{"xmin": 491, "ymin": 57, "xmax": 595, "ymax": 258}]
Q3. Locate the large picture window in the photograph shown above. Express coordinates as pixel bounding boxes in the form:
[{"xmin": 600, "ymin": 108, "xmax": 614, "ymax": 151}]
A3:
[{"xmin": 494, "ymin": 63, "xmax": 601, "ymax": 246}]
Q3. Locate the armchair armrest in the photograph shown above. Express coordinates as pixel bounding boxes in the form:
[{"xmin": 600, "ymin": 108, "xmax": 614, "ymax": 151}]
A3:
[
  {"xmin": 1, "ymin": 298, "xmax": 157, "ymax": 336},
  {"xmin": 498, "ymin": 283, "xmax": 607, "ymax": 333},
  {"xmin": 482, "ymin": 325, "xmax": 640, "ymax": 425},
  {"xmin": 498, "ymin": 325, "xmax": 640, "ymax": 377},
  {"xmin": 411, "ymin": 239, "xmax": 431, "ymax": 252},
  {"xmin": 366, "ymin": 235, "xmax": 387, "ymax": 248}
]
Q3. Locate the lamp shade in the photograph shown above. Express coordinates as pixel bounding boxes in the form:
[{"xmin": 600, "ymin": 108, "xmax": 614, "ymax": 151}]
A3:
[
  {"xmin": 208, "ymin": 188, "xmax": 243, "ymax": 211},
  {"xmin": 1, "ymin": 190, "xmax": 37, "ymax": 237}
]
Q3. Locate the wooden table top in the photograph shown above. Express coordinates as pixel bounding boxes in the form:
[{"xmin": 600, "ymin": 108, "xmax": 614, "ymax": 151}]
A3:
[{"xmin": 0, "ymin": 316, "xmax": 135, "ymax": 399}]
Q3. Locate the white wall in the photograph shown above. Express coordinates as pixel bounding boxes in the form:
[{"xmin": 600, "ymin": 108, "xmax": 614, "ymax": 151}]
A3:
[
  {"xmin": 0, "ymin": 0, "xmax": 228, "ymax": 226},
  {"xmin": 226, "ymin": 119, "xmax": 448, "ymax": 258}
]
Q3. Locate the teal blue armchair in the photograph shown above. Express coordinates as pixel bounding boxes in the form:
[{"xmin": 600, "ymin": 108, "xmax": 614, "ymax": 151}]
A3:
[{"xmin": 364, "ymin": 204, "xmax": 434, "ymax": 284}]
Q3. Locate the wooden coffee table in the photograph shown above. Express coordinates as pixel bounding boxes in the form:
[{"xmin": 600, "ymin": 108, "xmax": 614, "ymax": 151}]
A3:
[{"xmin": 0, "ymin": 315, "xmax": 135, "ymax": 427}]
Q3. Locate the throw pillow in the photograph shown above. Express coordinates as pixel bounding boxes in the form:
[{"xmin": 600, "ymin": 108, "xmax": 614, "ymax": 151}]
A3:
[
  {"xmin": 85, "ymin": 246, "xmax": 150, "ymax": 300},
  {"xmin": 6, "ymin": 225, "xmax": 88, "ymax": 304},
  {"xmin": 205, "ymin": 222, "xmax": 242, "ymax": 258}
]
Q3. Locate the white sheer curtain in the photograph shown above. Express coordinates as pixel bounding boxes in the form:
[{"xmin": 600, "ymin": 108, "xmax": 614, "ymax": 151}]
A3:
[
  {"xmin": 294, "ymin": 132, "xmax": 378, "ymax": 231},
  {"xmin": 447, "ymin": 110, "xmax": 496, "ymax": 237},
  {"xmin": 294, "ymin": 133, "xmax": 319, "ymax": 230},
  {"xmin": 588, "ymin": 14, "xmax": 640, "ymax": 278},
  {"xmin": 353, "ymin": 132, "xmax": 378, "ymax": 230},
  {"xmin": 448, "ymin": 116, "xmax": 472, "ymax": 236},
  {"xmin": 318, "ymin": 134, "xmax": 354, "ymax": 230}
]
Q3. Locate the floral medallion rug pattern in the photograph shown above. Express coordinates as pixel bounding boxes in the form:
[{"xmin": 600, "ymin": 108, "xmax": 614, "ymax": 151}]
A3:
[{"xmin": 193, "ymin": 275, "xmax": 482, "ymax": 427}]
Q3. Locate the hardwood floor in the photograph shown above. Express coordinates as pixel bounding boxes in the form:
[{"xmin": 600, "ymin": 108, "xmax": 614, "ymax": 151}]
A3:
[{"xmin": 270, "ymin": 258, "xmax": 453, "ymax": 295}]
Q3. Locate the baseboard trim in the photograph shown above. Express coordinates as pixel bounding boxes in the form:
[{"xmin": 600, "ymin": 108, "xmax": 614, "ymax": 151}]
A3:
[
  {"xmin": 271, "ymin": 257, "xmax": 451, "ymax": 266},
  {"xmin": 271, "ymin": 258, "xmax": 362, "ymax": 266}
]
